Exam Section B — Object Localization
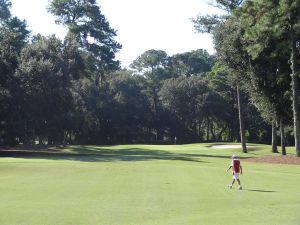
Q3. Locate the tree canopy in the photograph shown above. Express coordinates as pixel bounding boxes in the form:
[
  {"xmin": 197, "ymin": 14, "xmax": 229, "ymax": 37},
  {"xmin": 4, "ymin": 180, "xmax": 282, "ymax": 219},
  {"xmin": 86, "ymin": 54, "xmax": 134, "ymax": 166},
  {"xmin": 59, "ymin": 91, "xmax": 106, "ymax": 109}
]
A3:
[{"xmin": 0, "ymin": 0, "xmax": 299, "ymax": 156}]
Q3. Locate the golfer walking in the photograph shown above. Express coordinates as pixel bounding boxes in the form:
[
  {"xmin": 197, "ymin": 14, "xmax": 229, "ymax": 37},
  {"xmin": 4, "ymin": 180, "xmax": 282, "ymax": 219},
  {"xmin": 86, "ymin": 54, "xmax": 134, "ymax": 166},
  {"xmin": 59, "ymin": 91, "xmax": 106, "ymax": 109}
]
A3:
[{"xmin": 227, "ymin": 155, "xmax": 242, "ymax": 190}]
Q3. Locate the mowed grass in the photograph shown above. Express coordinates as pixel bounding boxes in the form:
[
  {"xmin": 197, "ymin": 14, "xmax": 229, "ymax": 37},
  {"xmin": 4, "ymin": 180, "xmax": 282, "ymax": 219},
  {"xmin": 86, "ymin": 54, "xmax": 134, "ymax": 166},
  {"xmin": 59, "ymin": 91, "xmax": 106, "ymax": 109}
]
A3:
[{"xmin": 0, "ymin": 143, "xmax": 299, "ymax": 225}]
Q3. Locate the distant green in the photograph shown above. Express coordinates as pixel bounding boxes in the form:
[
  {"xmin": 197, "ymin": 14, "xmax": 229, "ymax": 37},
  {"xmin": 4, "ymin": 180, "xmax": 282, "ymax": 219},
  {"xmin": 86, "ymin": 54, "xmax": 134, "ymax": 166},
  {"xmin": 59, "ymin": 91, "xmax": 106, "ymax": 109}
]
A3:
[{"xmin": 0, "ymin": 143, "xmax": 299, "ymax": 225}]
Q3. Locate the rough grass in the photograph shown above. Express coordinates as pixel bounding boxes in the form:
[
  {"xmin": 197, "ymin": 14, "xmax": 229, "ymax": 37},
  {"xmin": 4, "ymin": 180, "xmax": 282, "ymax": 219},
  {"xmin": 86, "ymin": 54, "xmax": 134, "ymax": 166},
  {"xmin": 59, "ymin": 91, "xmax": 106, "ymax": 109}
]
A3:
[{"xmin": 0, "ymin": 143, "xmax": 299, "ymax": 225}]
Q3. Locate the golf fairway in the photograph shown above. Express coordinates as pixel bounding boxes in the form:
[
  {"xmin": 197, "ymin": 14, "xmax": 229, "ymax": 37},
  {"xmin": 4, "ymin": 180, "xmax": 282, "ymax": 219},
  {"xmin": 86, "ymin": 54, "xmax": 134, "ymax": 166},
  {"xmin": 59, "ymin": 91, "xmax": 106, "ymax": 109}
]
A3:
[{"xmin": 0, "ymin": 144, "xmax": 299, "ymax": 225}]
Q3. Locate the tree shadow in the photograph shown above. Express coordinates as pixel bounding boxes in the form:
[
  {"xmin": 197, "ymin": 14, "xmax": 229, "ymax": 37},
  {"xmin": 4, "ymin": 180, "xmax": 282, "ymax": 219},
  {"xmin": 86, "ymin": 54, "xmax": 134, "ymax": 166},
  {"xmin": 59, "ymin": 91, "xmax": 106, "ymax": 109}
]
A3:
[
  {"xmin": 243, "ymin": 189, "xmax": 276, "ymax": 193},
  {"xmin": 0, "ymin": 145, "xmax": 254, "ymax": 163},
  {"xmin": 0, "ymin": 145, "xmax": 208, "ymax": 163}
]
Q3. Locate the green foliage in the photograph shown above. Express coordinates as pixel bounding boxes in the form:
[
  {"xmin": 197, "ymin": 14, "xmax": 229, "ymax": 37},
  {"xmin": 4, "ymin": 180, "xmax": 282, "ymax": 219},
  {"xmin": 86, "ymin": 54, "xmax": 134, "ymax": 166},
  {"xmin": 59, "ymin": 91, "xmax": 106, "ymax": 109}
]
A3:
[
  {"xmin": 159, "ymin": 76, "xmax": 209, "ymax": 122},
  {"xmin": 130, "ymin": 49, "xmax": 169, "ymax": 76},
  {"xmin": 192, "ymin": 14, "xmax": 221, "ymax": 33},
  {"xmin": 214, "ymin": 0, "xmax": 244, "ymax": 12},
  {"xmin": 15, "ymin": 35, "xmax": 82, "ymax": 144},
  {"xmin": 237, "ymin": 0, "xmax": 300, "ymax": 155},
  {"xmin": 107, "ymin": 72, "xmax": 153, "ymax": 142},
  {"xmin": 0, "ymin": 0, "xmax": 11, "ymax": 21},
  {"xmin": 1, "ymin": 0, "xmax": 291, "ymax": 146},
  {"xmin": 0, "ymin": 17, "xmax": 29, "ymax": 84},
  {"xmin": 191, "ymin": 0, "xmax": 244, "ymax": 34},
  {"xmin": 213, "ymin": 17, "xmax": 249, "ymax": 85},
  {"xmin": 48, "ymin": 0, "xmax": 121, "ymax": 71},
  {"xmin": 159, "ymin": 76, "xmax": 234, "ymax": 142},
  {"xmin": 170, "ymin": 49, "xmax": 213, "ymax": 77},
  {"xmin": 0, "ymin": 8, "xmax": 30, "ymax": 145}
]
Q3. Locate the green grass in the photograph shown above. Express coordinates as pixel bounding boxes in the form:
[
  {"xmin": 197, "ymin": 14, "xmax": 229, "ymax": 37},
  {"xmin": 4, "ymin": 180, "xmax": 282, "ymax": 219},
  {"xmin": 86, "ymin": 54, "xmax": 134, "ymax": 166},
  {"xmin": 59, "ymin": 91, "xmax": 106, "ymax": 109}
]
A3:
[{"xmin": 0, "ymin": 143, "xmax": 299, "ymax": 225}]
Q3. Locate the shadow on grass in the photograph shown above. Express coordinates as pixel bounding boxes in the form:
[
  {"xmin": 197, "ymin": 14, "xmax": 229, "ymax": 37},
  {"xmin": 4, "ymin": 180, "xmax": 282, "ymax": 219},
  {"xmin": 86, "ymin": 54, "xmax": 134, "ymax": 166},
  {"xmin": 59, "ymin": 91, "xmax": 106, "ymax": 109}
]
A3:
[
  {"xmin": 0, "ymin": 146, "xmax": 207, "ymax": 163},
  {"xmin": 243, "ymin": 189, "xmax": 276, "ymax": 193},
  {"xmin": 0, "ymin": 145, "xmax": 253, "ymax": 163}
]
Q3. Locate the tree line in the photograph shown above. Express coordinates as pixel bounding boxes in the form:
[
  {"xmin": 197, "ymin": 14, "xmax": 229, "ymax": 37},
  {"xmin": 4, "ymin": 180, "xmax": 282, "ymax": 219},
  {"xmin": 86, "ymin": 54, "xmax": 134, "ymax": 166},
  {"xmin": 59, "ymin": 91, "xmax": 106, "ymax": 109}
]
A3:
[
  {"xmin": 193, "ymin": 0, "xmax": 300, "ymax": 156},
  {"xmin": 0, "ymin": 0, "xmax": 299, "ymax": 157}
]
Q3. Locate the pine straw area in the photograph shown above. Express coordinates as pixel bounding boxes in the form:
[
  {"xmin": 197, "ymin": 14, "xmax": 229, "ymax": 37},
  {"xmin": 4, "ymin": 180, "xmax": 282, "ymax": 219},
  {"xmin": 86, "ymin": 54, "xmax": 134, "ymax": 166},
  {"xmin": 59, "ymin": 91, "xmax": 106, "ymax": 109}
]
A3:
[{"xmin": 245, "ymin": 155, "xmax": 300, "ymax": 165}]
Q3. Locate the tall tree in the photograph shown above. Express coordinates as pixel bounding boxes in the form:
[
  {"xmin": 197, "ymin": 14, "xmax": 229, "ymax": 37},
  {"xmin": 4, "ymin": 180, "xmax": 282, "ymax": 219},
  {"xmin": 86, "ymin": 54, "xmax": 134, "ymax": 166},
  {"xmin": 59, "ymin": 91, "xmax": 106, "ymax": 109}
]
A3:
[
  {"xmin": 159, "ymin": 76, "xmax": 209, "ymax": 142},
  {"xmin": 0, "ymin": 0, "xmax": 11, "ymax": 21},
  {"xmin": 159, "ymin": 75, "xmax": 234, "ymax": 142},
  {"xmin": 0, "ymin": 1, "xmax": 30, "ymax": 145},
  {"xmin": 15, "ymin": 35, "xmax": 82, "ymax": 144},
  {"xmin": 239, "ymin": 0, "xmax": 300, "ymax": 156},
  {"xmin": 207, "ymin": 63, "xmax": 240, "ymax": 142},
  {"xmin": 48, "ymin": 0, "xmax": 121, "ymax": 84},
  {"xmin": 193, "ymin": 0, "xmax": 248, "ymax": 153},
  {"xmin": 130, "ymin": 50, "xmax": 170, "ymax": 141},
  {"xmin": 211, "ymin": 17, "xmax": 249, "ymax": 152},
  {"xmin": 106, "ymin": 71, "xmax": 152, "ymax": 143}
]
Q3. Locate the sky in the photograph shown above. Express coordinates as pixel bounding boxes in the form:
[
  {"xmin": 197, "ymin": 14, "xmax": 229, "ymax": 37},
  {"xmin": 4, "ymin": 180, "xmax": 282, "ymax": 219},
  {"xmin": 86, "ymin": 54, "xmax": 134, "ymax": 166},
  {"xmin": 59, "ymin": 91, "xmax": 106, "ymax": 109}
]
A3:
[{"xmin": 10, "ymin": 0, "xmax": 222, "ymax": 68}]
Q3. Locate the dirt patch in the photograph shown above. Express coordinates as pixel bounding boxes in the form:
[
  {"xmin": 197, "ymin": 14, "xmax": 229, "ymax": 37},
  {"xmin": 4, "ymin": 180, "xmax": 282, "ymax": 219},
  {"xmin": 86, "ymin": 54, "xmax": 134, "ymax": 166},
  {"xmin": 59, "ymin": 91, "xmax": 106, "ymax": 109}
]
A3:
[{"xmin": 245, "ymin": 155, "xmax": 300, "ymax": 165}]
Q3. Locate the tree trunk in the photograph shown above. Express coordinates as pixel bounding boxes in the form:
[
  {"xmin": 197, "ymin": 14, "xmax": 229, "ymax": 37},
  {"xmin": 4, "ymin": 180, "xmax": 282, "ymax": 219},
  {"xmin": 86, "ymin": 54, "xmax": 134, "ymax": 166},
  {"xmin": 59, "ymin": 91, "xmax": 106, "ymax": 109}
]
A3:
[
  {"xmin": 198, "ymin": 119, "xmax": 203, "ymax": 138},
  {"xmin": 290, "ymin": 27, "xmax": 300, "ymax": 157},
  {"xmin": 38, "ymin": 136, "xmax": 44, "ymax": 145},
  {"xmin": 280, "ymin": 118, "xmax": 286, "ymax": 155},
  {"xmin": 217, "ymin": 124, "xmax": 227, "ymax": 141},
  {"xmin": 237, "ymin": 85, "xmax": 247, "ymax": 153},
  {"xmin": 227, "ymin": 125, "xmax": 230, "ymax": 142},
  {"xmin": 206, "ymin": 117, "xmax": 210, "ymax": 142},
  {"xmin": 152, "ymin": 85, "xmax": 159, "ymax": 142},
  {"xmin": 210, "ymin": 121, "xmax": 216, "ymax": 141},
  {"xmin": 271, "ymin": 122, "xmax": 278, "ymax": 153}
]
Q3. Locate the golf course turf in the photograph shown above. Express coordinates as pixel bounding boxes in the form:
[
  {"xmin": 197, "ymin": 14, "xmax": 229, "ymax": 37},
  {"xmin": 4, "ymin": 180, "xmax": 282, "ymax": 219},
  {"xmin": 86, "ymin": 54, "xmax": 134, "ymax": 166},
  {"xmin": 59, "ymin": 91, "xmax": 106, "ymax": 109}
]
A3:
[{"xmin": 0, "ymin": 143, "xmax": 299, "ymax": 225}]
